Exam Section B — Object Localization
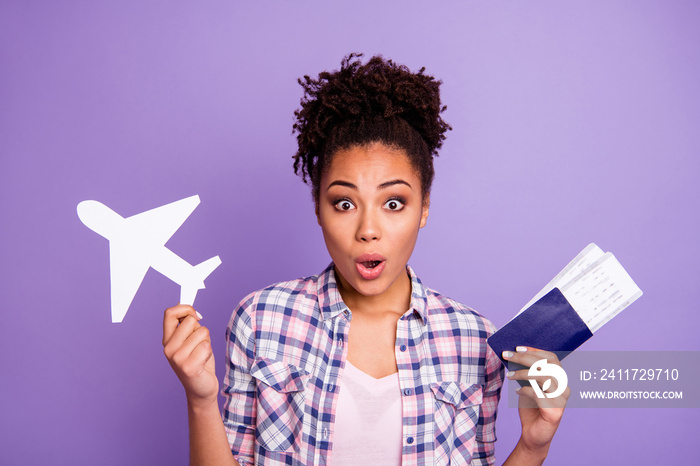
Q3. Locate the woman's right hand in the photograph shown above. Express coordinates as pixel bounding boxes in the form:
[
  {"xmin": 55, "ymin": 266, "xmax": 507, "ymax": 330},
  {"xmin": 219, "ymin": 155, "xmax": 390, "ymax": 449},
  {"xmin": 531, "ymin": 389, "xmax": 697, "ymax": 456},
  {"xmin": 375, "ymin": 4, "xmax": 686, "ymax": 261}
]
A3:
[{"xmin": 162, "ymin": 305, "xmax": 219, "ymax": 404}]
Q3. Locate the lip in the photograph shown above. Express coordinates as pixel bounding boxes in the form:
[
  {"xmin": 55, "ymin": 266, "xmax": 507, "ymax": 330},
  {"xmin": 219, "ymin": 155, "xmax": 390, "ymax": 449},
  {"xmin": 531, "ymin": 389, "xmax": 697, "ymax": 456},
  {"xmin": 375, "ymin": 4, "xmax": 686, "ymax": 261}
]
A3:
[{"xmin": 355, "ymin": 254, "xmax": 387, "ymax": 280}]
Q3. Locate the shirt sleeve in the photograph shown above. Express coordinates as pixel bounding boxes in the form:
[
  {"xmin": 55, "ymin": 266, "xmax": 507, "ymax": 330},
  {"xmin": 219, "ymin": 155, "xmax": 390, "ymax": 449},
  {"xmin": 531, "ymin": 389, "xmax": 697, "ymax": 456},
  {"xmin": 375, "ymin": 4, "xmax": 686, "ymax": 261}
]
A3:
[
  {"xmin": 471, "ymin": 319, "xmax": 505, "ymax": 466},
  {"xmin": 221, "ymin": 294, "xmax": 258, "ymax": 466}
]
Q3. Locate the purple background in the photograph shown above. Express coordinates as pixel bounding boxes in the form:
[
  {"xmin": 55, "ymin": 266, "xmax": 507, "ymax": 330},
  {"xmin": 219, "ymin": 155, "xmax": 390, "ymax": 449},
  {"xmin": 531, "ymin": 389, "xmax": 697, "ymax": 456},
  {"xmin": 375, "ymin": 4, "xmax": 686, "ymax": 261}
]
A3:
[{"xmin": 2, "ymin": 1, "xmax": 698, "ymax": 464}]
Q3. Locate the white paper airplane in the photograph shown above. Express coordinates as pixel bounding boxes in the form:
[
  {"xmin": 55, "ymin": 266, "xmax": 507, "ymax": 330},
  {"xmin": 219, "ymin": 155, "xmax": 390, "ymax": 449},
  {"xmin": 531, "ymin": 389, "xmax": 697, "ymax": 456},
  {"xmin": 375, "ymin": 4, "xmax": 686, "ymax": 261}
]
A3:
[{"xmin": 77, "ymin": 195, "xmax": 221, "ymax": 323}]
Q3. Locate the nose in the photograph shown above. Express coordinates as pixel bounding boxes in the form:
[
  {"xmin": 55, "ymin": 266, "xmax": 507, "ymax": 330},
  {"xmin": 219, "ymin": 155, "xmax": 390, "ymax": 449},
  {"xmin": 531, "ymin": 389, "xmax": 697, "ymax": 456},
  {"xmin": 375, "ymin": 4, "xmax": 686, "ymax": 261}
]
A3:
[{"xmin": 356, "ymin": 209, "xmax": 381, "ymax": 242}]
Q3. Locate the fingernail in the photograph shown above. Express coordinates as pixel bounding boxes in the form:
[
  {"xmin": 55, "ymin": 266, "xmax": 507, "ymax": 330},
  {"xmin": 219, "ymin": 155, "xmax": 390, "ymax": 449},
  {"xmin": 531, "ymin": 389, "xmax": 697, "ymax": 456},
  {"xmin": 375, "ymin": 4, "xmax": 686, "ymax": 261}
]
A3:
[
  {"xmin": 516, "ymin": 346, "xmax": 527, "ymax": 353},
  {"xmin": 507, "ymin": 371, "xmax": 515, "ymax": 378},
  {"xmin": 503, "ymin": 351, "xmax": 513, "ymax": 359},
  {"xmin": 196, "ymin": 311, "xmax": 203, "ymax": 320}
]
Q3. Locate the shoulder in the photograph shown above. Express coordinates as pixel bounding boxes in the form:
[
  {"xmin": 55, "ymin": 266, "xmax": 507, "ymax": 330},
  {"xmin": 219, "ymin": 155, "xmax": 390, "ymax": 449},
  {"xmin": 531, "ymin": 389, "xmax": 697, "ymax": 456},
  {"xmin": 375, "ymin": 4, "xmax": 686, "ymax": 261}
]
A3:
[
  {"xmin": 227, "ymin": 272, "xmax": 322, "ymax": 330},
  {"xmin": 414, "ymin": 280, "xmax": 504, "ymax": 387},
  {"xmin": 407, "ymin": 266, "xmax": 496, "ymax": 338},
  {"xmin": 423, "ymin": 286, "xmax": 497, "ymax": 339}
]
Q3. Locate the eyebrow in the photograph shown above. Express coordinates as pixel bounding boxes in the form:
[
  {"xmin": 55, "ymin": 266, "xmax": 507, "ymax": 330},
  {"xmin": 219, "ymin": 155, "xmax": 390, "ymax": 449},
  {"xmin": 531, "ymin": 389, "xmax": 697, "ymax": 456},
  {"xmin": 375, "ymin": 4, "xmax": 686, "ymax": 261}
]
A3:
[{"xmin": 327, "ymin": 179, "xmax": 413, "ymax": 191}]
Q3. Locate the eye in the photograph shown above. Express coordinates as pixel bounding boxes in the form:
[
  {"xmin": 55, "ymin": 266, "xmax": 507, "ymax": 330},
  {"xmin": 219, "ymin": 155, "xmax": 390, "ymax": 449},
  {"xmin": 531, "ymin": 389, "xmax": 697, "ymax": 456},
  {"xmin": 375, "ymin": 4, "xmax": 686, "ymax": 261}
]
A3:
[
  {"xmin": 383, "ymin": 198, "xmax": 405, "ymax": 211},
  {"xmin": 334, "ymin": 199, "xmax": 356, "ymax": 211}
]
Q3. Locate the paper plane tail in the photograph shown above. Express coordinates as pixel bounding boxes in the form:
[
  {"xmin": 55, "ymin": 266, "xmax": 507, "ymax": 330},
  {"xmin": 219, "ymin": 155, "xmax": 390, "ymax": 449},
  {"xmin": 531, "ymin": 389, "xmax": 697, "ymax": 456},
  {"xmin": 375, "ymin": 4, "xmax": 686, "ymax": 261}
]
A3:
[
  {"xmin": 179, "ymin": 256, "xmax": 222, "ymax": 306},
  {"xmin": 194, "ymin": 256, "xmax": 222, "ymax": 284}
]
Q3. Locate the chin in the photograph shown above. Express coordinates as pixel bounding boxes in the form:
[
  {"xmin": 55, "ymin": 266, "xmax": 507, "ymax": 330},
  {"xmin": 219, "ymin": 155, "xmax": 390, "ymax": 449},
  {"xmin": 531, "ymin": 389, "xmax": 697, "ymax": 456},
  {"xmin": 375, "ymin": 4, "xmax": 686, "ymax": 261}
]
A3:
[
  {"xmin": 353, "ymin": 281, "xmax": 390, "ymax": 297},
  {"xmin": 353, "ymin": 270, "xmax": 401, "ymax": 296}
]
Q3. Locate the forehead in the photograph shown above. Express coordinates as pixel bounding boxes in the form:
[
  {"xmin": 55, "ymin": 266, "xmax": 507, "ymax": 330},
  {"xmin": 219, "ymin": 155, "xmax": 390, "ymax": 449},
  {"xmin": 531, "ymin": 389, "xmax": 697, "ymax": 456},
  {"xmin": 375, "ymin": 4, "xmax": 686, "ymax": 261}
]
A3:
[{"xmin": 324, "ymin": 143, "xmax": 419, "ymax": 184}]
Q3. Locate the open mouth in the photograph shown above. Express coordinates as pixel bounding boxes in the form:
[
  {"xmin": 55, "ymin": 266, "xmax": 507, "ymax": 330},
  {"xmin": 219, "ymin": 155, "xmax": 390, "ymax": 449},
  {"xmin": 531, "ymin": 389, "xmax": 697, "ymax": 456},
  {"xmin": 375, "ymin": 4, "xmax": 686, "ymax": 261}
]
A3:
[
  {"xmin": 361, "ymin": 260, "xmax": 382, "ymax": 269},
  {"xmin": 356, "ymin": 257, "xmax": 386, "ymax": 280}
]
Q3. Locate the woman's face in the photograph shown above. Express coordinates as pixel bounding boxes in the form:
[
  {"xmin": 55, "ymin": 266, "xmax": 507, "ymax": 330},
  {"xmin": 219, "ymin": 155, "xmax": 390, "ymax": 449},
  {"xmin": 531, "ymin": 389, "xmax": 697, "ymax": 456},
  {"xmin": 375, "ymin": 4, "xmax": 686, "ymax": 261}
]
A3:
[{"xmin": 317, "ymin": 142, "xmax": 429, "ymax": 299}]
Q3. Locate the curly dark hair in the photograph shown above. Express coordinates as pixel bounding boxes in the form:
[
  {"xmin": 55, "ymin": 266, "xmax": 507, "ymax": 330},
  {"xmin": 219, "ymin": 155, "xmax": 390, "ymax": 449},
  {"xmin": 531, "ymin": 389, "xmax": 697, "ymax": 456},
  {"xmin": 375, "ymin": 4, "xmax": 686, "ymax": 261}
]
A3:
[{"xmin": 292, "ymin": 53, "xmax": 451, "ymax": 204}]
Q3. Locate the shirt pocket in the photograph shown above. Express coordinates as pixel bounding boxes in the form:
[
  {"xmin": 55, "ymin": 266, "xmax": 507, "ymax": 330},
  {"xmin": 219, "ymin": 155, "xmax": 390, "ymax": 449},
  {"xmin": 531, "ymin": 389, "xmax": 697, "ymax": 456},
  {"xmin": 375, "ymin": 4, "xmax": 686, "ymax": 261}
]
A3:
[
  {"xmin": 250, "ymin": 357, "xmax": 310, "ymax": 453},
  {"xmin": 430, "ymin": 381, "xmax": 483, "ymax": 463}
]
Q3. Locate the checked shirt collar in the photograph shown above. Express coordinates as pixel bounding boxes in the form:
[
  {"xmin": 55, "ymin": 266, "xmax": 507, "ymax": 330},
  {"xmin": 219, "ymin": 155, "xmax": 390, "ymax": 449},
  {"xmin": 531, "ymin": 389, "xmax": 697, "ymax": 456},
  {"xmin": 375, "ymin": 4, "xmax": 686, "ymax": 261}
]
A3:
[{"xmin": 316, "ymin": 262, "xmax": 429, "ymax": 324}]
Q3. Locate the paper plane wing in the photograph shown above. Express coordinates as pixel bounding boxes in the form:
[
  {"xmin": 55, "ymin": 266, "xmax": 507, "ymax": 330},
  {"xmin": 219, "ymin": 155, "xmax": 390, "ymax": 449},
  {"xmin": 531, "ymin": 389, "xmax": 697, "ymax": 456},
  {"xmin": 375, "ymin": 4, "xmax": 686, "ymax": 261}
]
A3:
[
  {"xmin": 109, "ymin": 241, "xmax": 151, "ymax": 323},
  {"xmin": 124, "ymin": 195, "xmax": 201, "ymax": 246}
]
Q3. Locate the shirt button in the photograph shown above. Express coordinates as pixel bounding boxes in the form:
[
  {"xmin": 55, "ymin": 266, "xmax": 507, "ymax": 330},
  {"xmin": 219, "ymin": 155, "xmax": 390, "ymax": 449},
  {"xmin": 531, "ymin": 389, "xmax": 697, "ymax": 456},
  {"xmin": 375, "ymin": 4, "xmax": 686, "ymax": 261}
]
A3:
[
  {"xmin": 406, "ymin": 437, "xmax": 414, "ymax": 445},
  {"xmin": 323, "ymin": 428, "xmax": 329, "ymax": 439},
  {"xmin": 328, "ymin": 384, "xmax": 334, "ymax": 392},
  {"xmin": 403, "ymin": 388, "xmax": 412, "ymax": 396},
  {"xmin": 399, "ymin": 344, "xmax": 407, "ymax": 352}
]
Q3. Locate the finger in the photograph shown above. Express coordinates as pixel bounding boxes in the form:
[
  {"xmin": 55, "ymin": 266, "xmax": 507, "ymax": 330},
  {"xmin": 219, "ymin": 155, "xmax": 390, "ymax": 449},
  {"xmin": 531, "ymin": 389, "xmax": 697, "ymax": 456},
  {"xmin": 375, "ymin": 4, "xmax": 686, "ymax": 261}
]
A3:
[
  {"xmin": 185, "ymin": 338, "xmax": 215, "ymax": 374},
  {"xmin": 515, "ymin": 346, "xmax": 558, "ymax": 361},
  {"xmin": 164, "ymin": 315, "xmax": 202, "ymax": 359},
  {"xmin": 163, "ymin": 305, "xmax": 202, "ymax": 346},
  {"xmin": 503, "ymin": 347, "xmax": 561, "ymax": 368},
  {"xmin": 561, "ymin": 385, "xmax": 571, "ymax": 401},
  {"xmin": 518, "ymin": 346, "xmax": 563, "ymax": 363},
  {"xmin": 163, "ymin": 304, "xmax": 197, "ymax": 346},
  {"xmin": 171, "ymin": 326, "xmax": 212, "ymax": 368},
  {"xmin": 506, "ymin": 370, "xmax": 559, "ymax": 391},
  {"xmin": 172, "ymin": 333, "xmax": 213, "ymax": 379}
]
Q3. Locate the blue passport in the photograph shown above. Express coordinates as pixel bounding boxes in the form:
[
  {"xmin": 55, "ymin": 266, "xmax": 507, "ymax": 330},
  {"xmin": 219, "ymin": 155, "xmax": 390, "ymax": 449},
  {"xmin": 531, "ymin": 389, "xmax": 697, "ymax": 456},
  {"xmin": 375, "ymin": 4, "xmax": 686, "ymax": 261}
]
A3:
[{"xmin": 487, "ymin": 287, "xmax": 593, "ymax": 370}]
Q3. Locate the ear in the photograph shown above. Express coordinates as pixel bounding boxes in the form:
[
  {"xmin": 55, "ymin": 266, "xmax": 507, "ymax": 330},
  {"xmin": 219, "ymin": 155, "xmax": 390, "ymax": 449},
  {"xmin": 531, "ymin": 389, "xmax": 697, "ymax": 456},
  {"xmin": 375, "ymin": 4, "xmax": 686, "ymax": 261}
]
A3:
[
  {"xmin": 419, "ymin": 194, "xmax": 430, "ymax": 228},
  {"xmin": 315, "ymin": 201, "xmax": 321, "ymax": 226}
]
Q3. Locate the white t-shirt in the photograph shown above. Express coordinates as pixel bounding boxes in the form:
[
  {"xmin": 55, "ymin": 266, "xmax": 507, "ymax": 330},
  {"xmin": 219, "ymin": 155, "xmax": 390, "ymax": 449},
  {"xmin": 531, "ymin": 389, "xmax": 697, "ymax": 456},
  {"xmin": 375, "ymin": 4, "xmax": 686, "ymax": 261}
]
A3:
[{"xmin": 331, "ymin": 360, "xmax": 403, "ymax": 464}]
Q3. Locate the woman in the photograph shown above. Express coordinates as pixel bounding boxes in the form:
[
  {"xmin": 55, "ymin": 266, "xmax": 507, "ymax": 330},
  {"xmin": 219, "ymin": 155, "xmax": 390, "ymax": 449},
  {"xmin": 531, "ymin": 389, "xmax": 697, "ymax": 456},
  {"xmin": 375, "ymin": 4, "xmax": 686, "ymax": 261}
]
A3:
[{"xmin": 163, "ymin": 54, "xmax": 568, "ymax": 465}]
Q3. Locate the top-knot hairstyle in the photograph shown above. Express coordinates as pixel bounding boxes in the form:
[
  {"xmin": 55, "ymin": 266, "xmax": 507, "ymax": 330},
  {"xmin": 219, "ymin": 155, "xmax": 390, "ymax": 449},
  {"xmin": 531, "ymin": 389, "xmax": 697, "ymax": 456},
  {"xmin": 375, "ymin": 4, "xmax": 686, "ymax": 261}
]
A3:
[{"xmin": 292, "ymin": 53, "xmax": 451, "ymax": 204}]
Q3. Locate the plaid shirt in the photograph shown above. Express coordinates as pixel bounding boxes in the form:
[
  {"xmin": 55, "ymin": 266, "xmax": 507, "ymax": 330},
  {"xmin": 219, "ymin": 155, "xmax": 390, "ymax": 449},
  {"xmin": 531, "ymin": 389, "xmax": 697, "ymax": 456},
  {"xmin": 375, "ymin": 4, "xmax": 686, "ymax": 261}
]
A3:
[{"xmin": 222, "ymin": 264, "xmax": 504, "ymax": 465}]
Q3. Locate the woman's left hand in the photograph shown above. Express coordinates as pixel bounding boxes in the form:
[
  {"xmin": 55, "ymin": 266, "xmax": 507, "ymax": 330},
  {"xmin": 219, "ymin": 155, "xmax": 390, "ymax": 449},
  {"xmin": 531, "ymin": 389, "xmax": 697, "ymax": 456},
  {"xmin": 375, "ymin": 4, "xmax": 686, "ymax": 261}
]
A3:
[{"xmin": 504, "ymin": 346, "xmax": 570, "ymax": 458}]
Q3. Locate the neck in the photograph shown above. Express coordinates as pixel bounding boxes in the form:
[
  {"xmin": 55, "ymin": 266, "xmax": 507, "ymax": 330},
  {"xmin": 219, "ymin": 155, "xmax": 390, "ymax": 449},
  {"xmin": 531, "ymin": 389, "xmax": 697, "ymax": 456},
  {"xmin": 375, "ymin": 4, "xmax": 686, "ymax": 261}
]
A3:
[{"xmin": 334, "ymin": 265, "xmax": 412, "ymax": 316}]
